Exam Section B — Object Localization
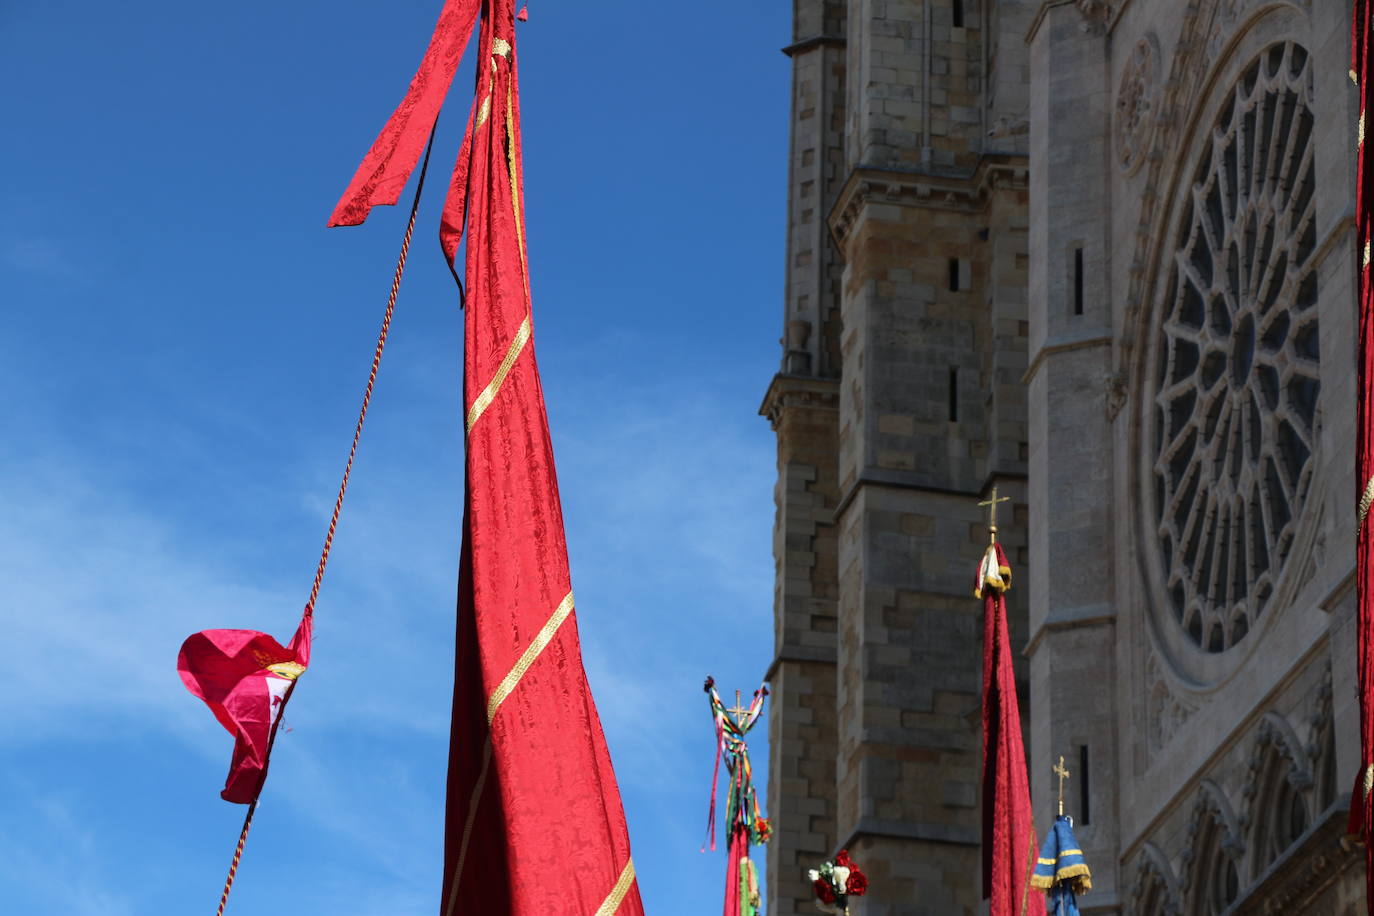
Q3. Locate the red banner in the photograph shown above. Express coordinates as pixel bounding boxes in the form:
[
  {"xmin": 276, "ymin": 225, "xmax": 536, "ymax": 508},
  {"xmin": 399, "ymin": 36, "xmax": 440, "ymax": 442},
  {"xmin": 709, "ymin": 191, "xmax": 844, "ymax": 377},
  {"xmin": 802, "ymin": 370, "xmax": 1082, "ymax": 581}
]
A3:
[
  {"xmin": 328, "ymin": 0, "xmax": 481, "ymax": 229},
  {"xmin": 1351, "ymin": 2, "xmax": 1373, "ymax": 910},
  {"xmin": 333, "ymin": 3, "xmax": 643, "ymax": 913},
  {"xmin": 977, "ymin": 543, "xmax": 1045, "ymax": 916}
]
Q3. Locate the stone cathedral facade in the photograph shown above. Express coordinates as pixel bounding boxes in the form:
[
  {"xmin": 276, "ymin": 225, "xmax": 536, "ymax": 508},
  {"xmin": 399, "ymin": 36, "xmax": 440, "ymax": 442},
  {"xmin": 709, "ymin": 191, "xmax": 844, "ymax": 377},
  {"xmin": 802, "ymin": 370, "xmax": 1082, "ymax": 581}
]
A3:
[{"xmin": 761, "ymin": 1, "xmax": 1364, "ymax": 914}]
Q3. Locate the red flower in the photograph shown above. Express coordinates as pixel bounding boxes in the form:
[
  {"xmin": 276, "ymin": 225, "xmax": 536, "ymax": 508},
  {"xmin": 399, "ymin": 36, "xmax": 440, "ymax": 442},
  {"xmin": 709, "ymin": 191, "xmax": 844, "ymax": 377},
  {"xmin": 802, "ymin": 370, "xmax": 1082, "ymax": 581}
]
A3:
[
  {"xmin": 834, "ymin": 849, "xmax": 852, "ymax": 867},
  {"xmin": 845, "ymin": 867, "xmax": 868, "ymax": 896},
  {"xmin": 813, "ymin": 878, "xmax": 836, "ymax": 904}
]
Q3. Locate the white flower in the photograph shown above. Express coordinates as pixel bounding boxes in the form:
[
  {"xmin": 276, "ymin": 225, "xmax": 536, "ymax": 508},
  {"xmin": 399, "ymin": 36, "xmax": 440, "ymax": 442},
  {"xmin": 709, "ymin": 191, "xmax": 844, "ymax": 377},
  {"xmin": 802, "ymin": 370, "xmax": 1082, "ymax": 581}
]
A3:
[
  {"xmin": 808, "ymin": 869, "xmax": 821, "ymax": 882},
  {"xmin": 832, "ymin": 865, "xmax": 850, "ymax": 889}
]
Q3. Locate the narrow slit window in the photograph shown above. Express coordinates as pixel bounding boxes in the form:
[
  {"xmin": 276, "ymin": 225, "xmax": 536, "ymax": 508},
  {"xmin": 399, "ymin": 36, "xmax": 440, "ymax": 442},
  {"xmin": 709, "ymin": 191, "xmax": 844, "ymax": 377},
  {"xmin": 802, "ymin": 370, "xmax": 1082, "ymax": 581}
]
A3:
[
  {"xmin": 949, "ymin": 258, "xmax": 961, "ymax": 292},
  {"xmin": 953, "ymin": 0, "xmax": 965, "ymax": 28},
  {"xmin": 1073, "ymin": 247, "xmax": 1084, "ymax": 315},
  {"xmin": 948, "ymin": 367, "xmax": 959, "ymax": 422},
  {"xmin": 1078, "ymin": 744, "xmax": 1090, "ymax": 824}
]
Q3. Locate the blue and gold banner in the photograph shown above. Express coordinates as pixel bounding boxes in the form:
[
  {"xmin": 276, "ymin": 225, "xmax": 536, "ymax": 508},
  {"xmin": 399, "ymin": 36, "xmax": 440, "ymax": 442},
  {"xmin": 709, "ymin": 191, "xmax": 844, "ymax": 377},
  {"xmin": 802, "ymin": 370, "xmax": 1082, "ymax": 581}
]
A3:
[{"xmin": 1031, "ymin": 815, "xmax": 1090, "ymax": 915}]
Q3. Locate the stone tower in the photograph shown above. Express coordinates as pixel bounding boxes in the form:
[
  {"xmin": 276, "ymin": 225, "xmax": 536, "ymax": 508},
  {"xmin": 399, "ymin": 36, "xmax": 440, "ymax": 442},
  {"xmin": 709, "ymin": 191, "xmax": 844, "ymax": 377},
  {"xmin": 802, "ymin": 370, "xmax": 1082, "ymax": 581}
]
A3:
[{"xmin": 763, "ymin": 2, "xmax": 1035, "ymax": 913}]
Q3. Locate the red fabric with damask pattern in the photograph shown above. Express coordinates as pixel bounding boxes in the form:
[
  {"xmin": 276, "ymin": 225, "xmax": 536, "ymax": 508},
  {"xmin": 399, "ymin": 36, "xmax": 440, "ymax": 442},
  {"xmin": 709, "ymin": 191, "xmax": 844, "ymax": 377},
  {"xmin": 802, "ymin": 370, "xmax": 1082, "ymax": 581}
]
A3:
[
  {"xmin": 327, "ymin": 0, "xmax": 481, "ymax": 228},
  {"xmin": 980, "ymin": 543, "xmax": 1046, "ymax": 916},
  {"xmin": 439, "ymin": 5, "xmax": 642, "ymax": 913},
  {"xmin": 1350, "ymin": 4, "xmax": 1374, "ymax": 912},
  {"xmin": 331, "ymin": 2, "xmax": 643, "ymax": 913}
]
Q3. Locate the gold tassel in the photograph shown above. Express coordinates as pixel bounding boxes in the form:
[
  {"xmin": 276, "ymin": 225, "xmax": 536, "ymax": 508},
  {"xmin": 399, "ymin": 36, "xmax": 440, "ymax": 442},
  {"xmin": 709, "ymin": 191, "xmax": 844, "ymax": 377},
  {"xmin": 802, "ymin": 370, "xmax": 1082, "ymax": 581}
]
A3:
[{"xmin": 976, "ymin": 544, "xmax": 1009, "ymax": 597}]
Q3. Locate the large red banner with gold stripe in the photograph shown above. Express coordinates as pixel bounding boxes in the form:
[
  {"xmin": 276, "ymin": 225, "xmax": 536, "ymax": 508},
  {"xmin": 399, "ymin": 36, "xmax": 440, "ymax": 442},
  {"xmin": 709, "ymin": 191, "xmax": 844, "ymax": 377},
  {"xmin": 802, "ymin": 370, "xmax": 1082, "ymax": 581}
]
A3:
[
  {"xmin": 1352, "ymin": 2, "xmax": 1374, "ymax": 911},
  {"xmin": 976, "ymin": 542, "xmax": 1045, "ymax": 916},
  {"xmin": 331, "ymin": 3, "xmax": 643, "ymax": 913}
]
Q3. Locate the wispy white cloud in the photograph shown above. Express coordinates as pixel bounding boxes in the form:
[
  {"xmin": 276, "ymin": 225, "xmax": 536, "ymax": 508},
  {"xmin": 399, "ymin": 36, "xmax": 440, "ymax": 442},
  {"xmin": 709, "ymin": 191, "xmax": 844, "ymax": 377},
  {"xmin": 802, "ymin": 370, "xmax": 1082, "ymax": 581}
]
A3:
[
  {"xmin": 0, "ymin": 457, "xmax": 289, "ymax": 746},
  {"xmin": 1, "ymin": 236, "xmax": 80, "ymax": 277}
]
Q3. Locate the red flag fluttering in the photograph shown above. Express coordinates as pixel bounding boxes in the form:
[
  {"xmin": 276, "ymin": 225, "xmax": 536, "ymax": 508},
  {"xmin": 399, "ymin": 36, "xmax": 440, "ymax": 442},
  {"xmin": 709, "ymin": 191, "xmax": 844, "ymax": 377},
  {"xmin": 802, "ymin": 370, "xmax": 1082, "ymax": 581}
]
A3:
[
  {"xmin": 332, "ymin": 2, "xmax": 643, "ymax": 914},
  {"xmin": 178, "ymin": 622, "xmax": 310, "ymax": 804},
  {"xmin": 1350, "ymin": 1, "xmax": 1373, "ymax": 909},
  {"xmin": 976, "ymin": 532, "xmax": 1046, "ymax": 916}
]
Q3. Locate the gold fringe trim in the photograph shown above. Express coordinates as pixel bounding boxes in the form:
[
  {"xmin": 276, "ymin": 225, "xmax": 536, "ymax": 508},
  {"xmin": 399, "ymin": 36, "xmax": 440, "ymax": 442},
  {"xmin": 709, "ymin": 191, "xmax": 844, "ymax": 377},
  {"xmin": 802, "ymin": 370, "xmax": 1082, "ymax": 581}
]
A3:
[
  {"xmin": 1031, "ymin": 865, "xmax": 1092, "ymax": 894},
  {"xmin": 1058, "ymin": 865, "xmax": 1092, "ymax": 891}
]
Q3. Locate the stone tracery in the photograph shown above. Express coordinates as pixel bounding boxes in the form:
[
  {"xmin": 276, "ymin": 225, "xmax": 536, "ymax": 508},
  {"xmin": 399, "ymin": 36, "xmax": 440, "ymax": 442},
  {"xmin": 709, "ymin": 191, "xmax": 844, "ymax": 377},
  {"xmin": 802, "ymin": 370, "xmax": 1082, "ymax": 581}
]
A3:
[
  {"xmin": 1181, "ymin": 781, "xmax": 1246, "ymax": 914},
  {"xmin": 1242, "ymin": 713, "xmax": 1314, "ymax": 875},
  {"xmin": 1128, "ymin": 843, "xmax": 1183, "ymax": 916},
  {"xmin": 1116, "ymin": 36, "xmax": 1161, "ymax": 176},
  {"xmin": 1151, "ymin": 41, "xmax": 1321, "ymax": 654}
]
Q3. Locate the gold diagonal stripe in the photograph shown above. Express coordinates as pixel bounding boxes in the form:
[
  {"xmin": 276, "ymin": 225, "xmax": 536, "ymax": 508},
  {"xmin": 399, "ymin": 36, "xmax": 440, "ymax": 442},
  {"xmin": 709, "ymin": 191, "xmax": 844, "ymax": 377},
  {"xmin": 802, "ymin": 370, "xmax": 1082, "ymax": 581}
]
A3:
[
  {"xmin": 442, "ymin": 739, "xmax": 494, "ymax": 916},
  {"xmin": 1365, "ymin": 239, "xmax": 1371, "ymax": 269},
  {"xmin": 1018, "ymin": 825, "xmax": 1036, "ymax": 916},
  {"xmin": 593, "ymin": 859, "xmax": 637, "ymax": 916},
  {"xmin": 476, "ymin": 94, "xmax": 491, "ymax": 129},
  {"xmin": 506, "ymin": 82, "xmax": 530, "ymax": 295},
  {"xmin": 486, "ymin": 591, "xmax": 575, "ymax": 723},
  {"xmin": 1360, "ymin": 476, "xmax": 1374, "ymax": 534},
  {"xmin": 466, "ymin": 316, "xmax": 531, "ymax": 432}
]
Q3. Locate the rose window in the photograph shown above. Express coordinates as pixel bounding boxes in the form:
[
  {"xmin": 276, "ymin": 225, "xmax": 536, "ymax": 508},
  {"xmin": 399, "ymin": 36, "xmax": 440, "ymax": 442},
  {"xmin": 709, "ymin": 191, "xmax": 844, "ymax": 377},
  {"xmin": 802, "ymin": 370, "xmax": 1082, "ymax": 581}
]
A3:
[{"xmin": 1152, "ymin": 42, "xmax": 1320, "ymax": 654}]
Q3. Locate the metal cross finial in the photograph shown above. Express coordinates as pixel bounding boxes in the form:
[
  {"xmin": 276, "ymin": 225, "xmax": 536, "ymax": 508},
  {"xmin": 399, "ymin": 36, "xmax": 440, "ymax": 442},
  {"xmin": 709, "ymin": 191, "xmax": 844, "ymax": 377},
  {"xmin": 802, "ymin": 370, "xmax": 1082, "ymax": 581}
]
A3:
[
  {"xmin": 726, "ymin": 690, "xmax": 751, "ymax": 728},
  {"xmin": 978, "ymin": 485, "xmax": 1011, "ymax": 544},
  {"xmin": 1054, "ymin": 755, "xmax": 1071, "ymax": 816}
]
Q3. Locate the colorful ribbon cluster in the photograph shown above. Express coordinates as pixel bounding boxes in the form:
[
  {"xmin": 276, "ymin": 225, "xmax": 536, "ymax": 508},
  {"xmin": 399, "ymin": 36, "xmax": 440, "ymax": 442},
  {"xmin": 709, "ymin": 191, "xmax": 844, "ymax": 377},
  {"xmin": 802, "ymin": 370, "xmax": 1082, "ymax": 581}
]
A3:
[
  {"xmin": 703, "ymin": 677, "xmax": 771, "ymax": 850},
  {"xmin": 703, "ymin": 677, "xmax": 770, "ymax": 916}
]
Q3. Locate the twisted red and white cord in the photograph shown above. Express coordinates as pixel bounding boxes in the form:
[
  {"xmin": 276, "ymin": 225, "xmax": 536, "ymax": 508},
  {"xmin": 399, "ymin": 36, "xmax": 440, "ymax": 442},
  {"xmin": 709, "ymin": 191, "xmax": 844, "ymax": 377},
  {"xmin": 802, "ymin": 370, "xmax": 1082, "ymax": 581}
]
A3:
[{"xmin": 212, "ymin": 124, "xmax": 438, "ymax": 915}]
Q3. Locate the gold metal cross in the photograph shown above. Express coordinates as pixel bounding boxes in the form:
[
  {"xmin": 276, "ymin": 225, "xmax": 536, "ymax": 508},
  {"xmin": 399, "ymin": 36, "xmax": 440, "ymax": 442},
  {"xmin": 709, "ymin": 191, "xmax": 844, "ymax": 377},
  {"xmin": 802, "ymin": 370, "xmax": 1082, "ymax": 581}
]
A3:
[
  {"xmin": 978, "ymin": 485, "xmax": 1011, "ymax": 544},
  {"xmin": 726, "ymin": 690, "xmax": 751, "ymax": 728},
  {"xmin": 1054, "ymin": 755, "xmax": 1071, "ymax": 816}
]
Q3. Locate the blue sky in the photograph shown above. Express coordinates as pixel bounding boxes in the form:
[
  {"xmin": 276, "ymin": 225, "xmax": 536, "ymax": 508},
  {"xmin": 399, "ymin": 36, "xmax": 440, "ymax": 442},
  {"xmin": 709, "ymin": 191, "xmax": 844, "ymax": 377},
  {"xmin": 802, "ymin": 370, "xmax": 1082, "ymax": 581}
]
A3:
[{"xmin": 0, "ymin": 2, "xmax": 788, "ymax": 912}]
